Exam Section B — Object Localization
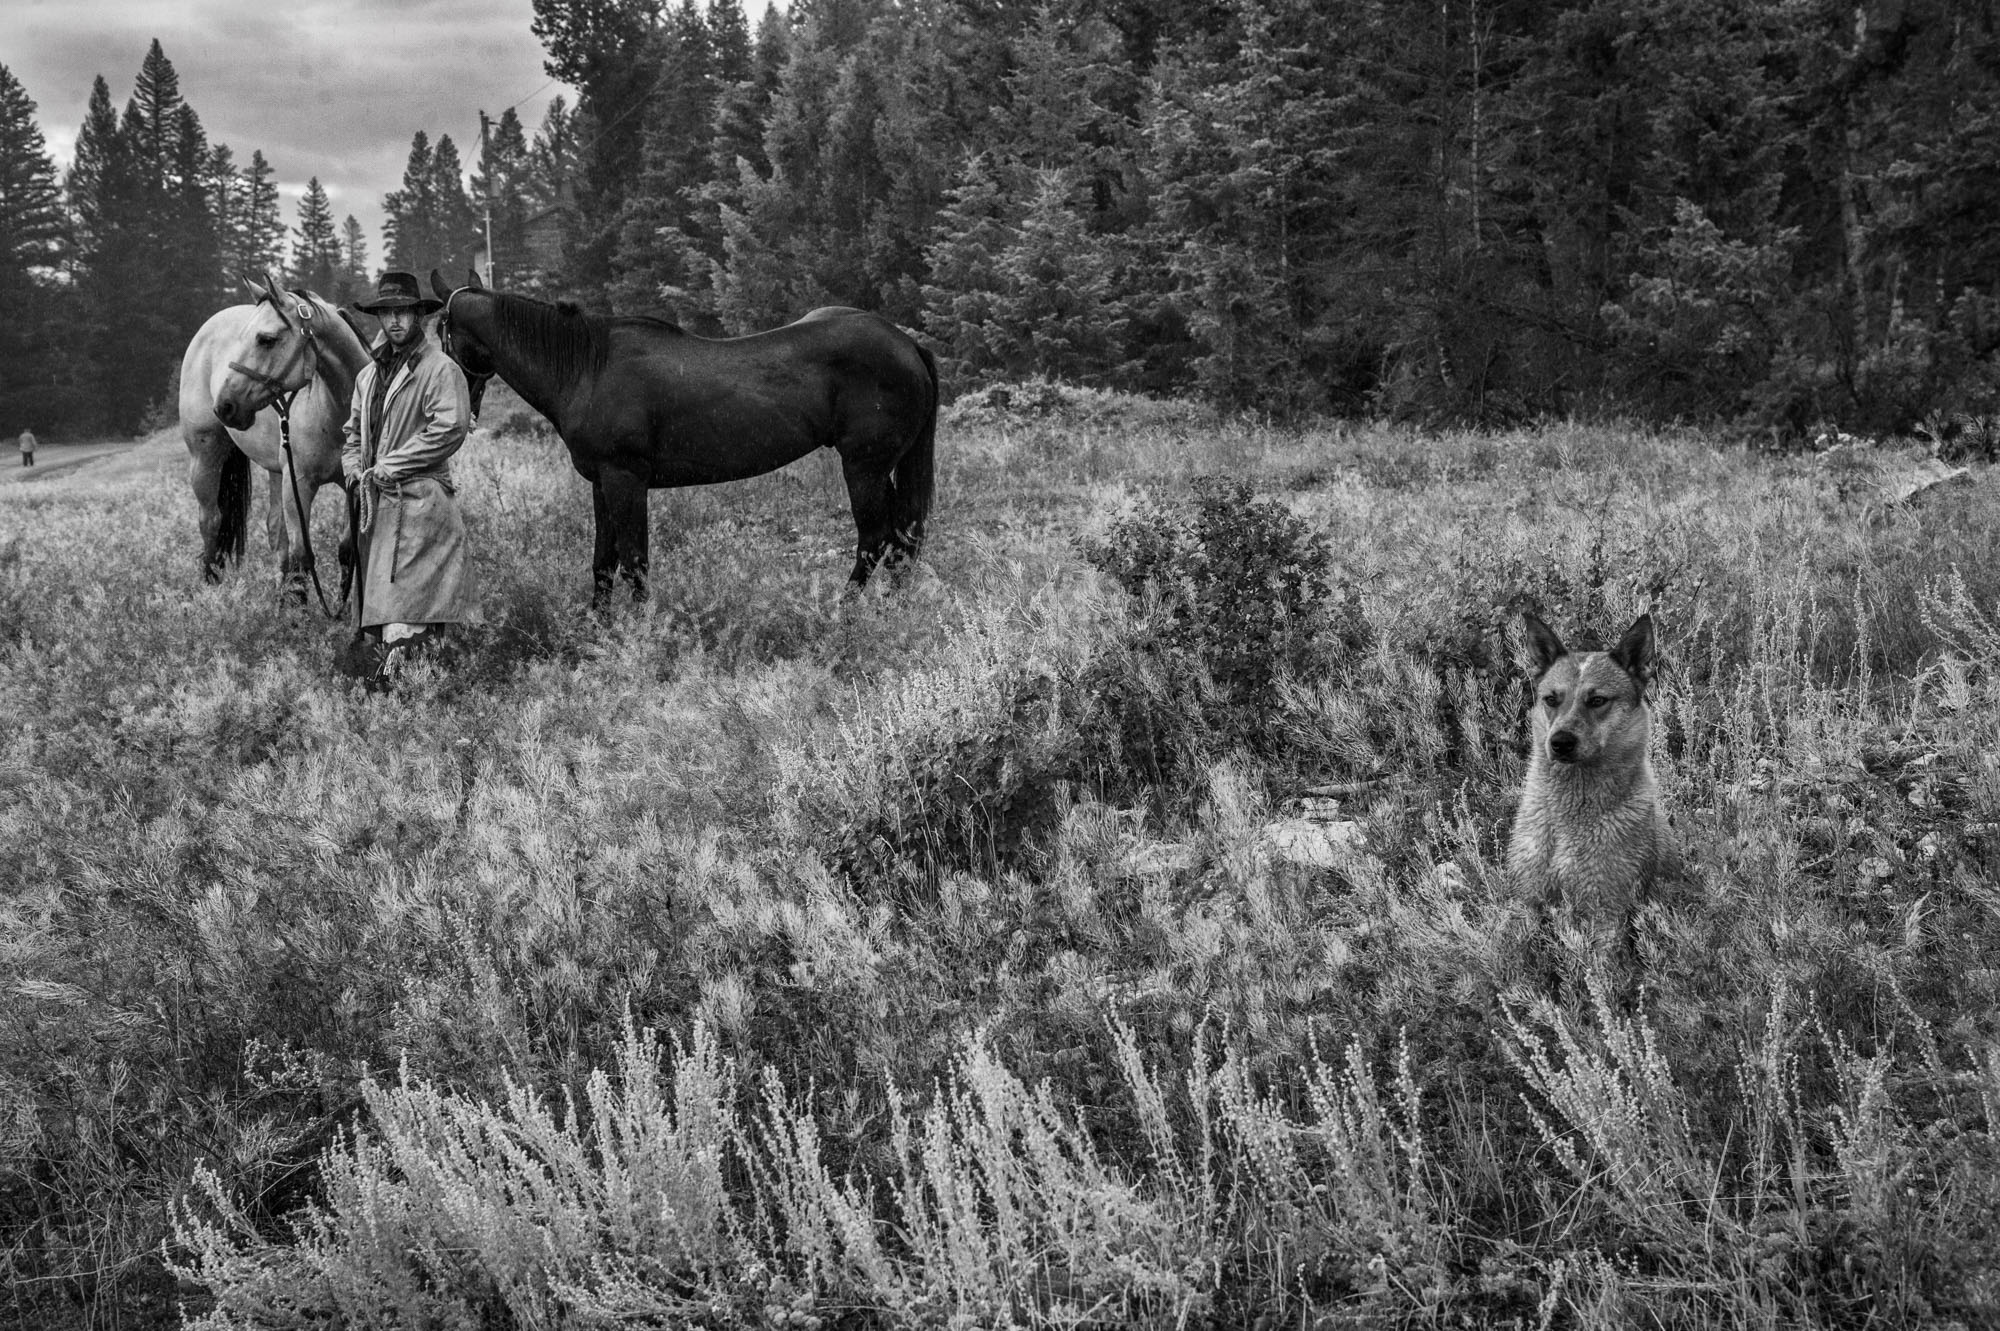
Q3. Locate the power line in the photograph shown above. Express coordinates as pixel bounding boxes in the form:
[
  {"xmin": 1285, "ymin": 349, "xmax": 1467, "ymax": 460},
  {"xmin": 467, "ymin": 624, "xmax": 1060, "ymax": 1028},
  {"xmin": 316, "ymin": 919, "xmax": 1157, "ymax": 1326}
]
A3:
[
  {"xmin": 502, "ymin": 78, "xmax": 559, "ymax": 114},
  {"xmin": 476, "ymin": 79, "xmax": 560, "ymax": 286}
]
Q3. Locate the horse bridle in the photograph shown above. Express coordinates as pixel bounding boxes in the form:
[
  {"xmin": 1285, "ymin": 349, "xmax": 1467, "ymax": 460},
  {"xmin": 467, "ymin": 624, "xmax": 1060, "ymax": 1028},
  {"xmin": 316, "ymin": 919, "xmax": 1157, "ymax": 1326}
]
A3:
[
  {"xmin": 227, "ymin": 293, "xmax": 339, "ymax": 616},
  {"xmin": 228, "ymin": 293, "xmax": 323, "ymax": 406},
  {"xmin": 437, "ymin": 287, "xmax": 496, "ymax": 410}
]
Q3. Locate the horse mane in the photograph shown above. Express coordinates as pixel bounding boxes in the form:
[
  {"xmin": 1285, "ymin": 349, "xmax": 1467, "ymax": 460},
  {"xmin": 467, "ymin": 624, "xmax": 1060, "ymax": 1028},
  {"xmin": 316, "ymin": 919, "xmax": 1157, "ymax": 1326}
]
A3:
[{"xmin": 487, "ymin": 291, "xmax": 611, "ymax": 380}]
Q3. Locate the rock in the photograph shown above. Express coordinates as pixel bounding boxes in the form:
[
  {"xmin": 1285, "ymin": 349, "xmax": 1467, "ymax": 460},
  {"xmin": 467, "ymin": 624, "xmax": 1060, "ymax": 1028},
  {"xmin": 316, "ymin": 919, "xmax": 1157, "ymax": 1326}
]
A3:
[
  {"xmin": 1121, "ymin": 841, "xmax": 1198, "ymax": 877},
  {"xmin": 1882, "ymin": 458, "xmax": 1971, "ymax": 507},
  {"xmin": 1427, "ymin": 861, "xmax": 1470, "ymax": 894},
  {"xmin": 1260, "ymin": 817, "xmax": 1368, "ymax": 868}
]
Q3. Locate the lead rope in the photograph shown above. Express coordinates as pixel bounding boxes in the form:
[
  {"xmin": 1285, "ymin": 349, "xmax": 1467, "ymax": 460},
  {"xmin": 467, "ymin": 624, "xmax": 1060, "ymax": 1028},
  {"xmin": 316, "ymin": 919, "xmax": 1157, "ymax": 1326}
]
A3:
[
  {"xmin": 272, "ymin": 387, "xmax": 341, "ymax": 617},
  {"xmin": 230, "ymin": 310, "xmax": 344, "ymax": 619}
]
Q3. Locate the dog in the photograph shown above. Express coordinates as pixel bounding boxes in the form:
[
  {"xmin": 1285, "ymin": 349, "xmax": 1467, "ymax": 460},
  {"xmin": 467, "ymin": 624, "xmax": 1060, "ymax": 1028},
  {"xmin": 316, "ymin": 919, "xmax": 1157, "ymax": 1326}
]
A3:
[{"xmin": 1508, "ymin": 611, "xmax": 1676, "ymax": 975}]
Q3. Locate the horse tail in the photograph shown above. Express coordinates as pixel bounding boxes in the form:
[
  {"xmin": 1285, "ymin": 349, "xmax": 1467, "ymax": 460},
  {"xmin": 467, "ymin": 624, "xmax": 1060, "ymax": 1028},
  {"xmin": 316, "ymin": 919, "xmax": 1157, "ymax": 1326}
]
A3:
[
  {"xmin": 892, "ymin": 341, "xmax": 939, "ymax": 555},
  {"xmin": 216, "ymin": 443, "xmax": 252, "ymax": 565}
]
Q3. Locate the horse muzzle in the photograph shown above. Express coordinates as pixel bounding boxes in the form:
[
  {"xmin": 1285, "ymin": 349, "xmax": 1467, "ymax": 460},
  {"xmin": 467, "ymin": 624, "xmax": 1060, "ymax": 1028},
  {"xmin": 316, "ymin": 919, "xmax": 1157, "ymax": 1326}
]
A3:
[{"xmin": 214, "ymin": 398, "xmax": 254, "ymax": 431}]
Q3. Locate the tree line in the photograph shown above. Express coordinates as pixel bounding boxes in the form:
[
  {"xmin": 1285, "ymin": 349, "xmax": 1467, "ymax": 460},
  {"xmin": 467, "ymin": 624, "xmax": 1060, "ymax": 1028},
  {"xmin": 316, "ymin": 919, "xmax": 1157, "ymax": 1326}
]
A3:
[
  {"xmin": 7, "ymin": 0, "xmax": 2000, "ymax": 438},
  {"xmin": 0, "ymin": 37, "xmax": 582, "ymax": 438},
  {"xmin": 0, "ymin": 42, "xmax": 377, "ymax": 435},
  {"xmin": 506, "ymin": 0, "xmax": 2000, "ymax": 433}
]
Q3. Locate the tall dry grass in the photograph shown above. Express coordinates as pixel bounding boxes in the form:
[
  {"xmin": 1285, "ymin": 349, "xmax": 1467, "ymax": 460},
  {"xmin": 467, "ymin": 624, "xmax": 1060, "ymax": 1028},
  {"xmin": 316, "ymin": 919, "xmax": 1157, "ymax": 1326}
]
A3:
[{"xmin": 4, "ymin": 387, "xmax": 2000, "ymax": 1326}]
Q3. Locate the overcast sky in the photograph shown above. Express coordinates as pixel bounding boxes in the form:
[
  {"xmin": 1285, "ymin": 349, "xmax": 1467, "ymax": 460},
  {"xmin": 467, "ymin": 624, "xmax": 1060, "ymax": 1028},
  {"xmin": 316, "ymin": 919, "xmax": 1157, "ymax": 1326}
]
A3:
[{"xmin": 10, "ymin": 0, "xmax": 578, "ymax": 266}]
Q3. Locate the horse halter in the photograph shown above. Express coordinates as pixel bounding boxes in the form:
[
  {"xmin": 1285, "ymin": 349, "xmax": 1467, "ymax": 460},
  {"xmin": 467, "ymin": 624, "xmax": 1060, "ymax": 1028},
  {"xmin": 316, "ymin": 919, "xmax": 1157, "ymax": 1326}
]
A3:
[
  {"xmin": 228, "ymin": 293, "xmax": 340, "ymax": 617},
  {"xmin": 227, "ymin": 294, "xmax": 322, "ymax": 409},
  {"xmin": 438, "ymin": 287, "xmax": 496, "ymax": 390}
]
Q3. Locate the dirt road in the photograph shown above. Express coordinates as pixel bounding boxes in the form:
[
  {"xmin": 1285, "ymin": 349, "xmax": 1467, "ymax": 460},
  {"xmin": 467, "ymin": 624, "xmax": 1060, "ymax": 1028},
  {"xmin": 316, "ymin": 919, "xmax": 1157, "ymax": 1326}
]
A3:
[{"xmin": 0, "ymin": 438, "xmax": 152, "ymax": 486}]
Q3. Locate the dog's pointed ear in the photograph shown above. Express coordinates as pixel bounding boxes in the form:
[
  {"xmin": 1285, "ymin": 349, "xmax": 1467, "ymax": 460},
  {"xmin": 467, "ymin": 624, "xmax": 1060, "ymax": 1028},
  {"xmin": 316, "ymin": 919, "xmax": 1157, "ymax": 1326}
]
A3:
[
  {"xmin": 430, "ymin": 269, "xmax": 455, "ymax": 301},
  {"xmin": 1610, "ymin": 613, "xmax": 1657, "ymax": 687},
  {"xmin": 1522, "ymin": 612, "xmax": 1566, "ymax": 676}
]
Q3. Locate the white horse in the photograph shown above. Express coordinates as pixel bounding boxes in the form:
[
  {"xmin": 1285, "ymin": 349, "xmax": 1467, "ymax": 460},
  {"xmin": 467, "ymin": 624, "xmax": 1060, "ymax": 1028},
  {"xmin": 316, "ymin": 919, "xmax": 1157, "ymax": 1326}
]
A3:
[{"xmin": 177, "ymin": 273, "xmax": 371, "ymax": 601}]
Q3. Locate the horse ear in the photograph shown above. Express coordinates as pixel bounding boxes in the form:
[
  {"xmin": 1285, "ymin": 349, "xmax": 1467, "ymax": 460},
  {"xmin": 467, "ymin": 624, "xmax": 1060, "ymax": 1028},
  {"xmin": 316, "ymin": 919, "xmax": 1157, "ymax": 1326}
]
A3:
[
  {"xmin": 467, "ymin": 266, "xmax": 486, "ymax": 290},
  {"xmin": 259, "ymin": 270, "xmax": 294, "ymax": 323},
  {"xmin": 429, "ymin": 269, "xmax": 455, "ymax": 300},
  {"xmin": 239, "ymin": 273, "xmax": 265, "ymax": 300}
]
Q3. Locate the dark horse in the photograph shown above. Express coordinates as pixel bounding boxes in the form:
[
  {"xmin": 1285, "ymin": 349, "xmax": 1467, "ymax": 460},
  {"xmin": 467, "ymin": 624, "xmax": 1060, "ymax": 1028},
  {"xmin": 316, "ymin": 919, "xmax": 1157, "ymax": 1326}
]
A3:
[{"xmin": 428, "ymin": 271, "xmax": 939, "ymax": 606}]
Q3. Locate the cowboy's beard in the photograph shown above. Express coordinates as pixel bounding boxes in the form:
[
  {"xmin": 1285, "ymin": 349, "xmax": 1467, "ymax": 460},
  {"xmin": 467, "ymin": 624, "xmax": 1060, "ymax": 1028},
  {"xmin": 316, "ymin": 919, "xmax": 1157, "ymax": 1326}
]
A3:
[{"xmin": 381, "ymin": 311, "xmax": 422, "ymax": 347}]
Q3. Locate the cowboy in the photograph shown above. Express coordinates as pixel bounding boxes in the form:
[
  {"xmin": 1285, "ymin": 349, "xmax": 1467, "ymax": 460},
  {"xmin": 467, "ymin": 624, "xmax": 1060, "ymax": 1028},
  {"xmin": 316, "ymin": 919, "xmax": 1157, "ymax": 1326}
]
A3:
[
  {"xmin": 18, "ymin": 429, "xmax": 34, "ymax": 468},
  {"xmin": 342, "ymin": 270, "xmax": 479, "ymax": 677}
]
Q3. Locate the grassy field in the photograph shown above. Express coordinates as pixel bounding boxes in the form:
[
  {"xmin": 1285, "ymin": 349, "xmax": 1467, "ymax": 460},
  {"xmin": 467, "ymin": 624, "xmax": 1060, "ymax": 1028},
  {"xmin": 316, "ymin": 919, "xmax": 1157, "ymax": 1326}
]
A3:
[{"xmin": 6, "ymin": 386, "xmax": 2000, "ymax": 1328}]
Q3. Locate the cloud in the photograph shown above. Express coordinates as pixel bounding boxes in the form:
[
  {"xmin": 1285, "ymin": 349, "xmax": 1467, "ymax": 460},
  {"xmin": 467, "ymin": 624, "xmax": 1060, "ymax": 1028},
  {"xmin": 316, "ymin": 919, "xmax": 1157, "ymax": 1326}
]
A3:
[{"xmin": 13, "ymin": 0, "xmax": 571, "ymax": 261}]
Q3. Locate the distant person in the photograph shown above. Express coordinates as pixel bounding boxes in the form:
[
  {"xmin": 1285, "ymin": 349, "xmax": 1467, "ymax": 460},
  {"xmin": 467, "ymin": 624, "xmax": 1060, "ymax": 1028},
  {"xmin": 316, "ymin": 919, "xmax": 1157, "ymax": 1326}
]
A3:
[
  {"xmin": 342, "ymin": 270, "xmax": 478, "ymax": 681},
  {"xmin": 18, "ymin": 429, "xmax": 34, "ymax": 468}
]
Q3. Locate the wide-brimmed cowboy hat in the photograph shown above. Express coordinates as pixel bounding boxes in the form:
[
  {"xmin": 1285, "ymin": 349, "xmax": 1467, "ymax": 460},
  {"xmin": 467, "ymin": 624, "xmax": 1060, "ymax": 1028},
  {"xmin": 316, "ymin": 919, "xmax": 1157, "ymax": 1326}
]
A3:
[{"xmin": 353, "ymin": 269, "xmax": 443, "ymax": 315}]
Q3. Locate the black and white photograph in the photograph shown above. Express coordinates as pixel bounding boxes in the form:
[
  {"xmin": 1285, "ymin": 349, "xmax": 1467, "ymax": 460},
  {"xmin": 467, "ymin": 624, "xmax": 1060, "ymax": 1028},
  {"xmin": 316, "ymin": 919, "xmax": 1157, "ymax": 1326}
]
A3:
[{"xmin": 5, "ymin": 0, "xmax": 2000, "ymax": 1326}]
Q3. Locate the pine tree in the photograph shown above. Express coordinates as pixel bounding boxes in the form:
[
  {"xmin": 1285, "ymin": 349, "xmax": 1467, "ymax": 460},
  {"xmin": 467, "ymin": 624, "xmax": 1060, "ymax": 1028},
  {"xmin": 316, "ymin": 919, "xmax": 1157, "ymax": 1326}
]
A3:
[
  {"xmin": 701, "ymin": 5, "xmax": 788, "ymax": 319},
  {"xmin": 920, "ymin": 152, "xmax": 1014, "ymax": 381},
  {"xmin": 0, "ymin": 64, "xmax": 72, "ymax": 430},
  {"xmin": 48, "ymin": 44, "xmax": 236, "ymax": 431},
  {"xmin": 381, "ymin": 127, "xmax": 488, "ymax": 277},
  {"xmin": 240, "ymin": 149, "xmax": 285, "ymax": 278},
  {"xmin": 995, "ymin": 169, "xmax": 1128, "ymax": 381},
  {"xmin": 289, "ymin": 177, "xmax": 340, "ymax": 293},
  {"xmin": 382, "ymin": 130, "xmax": 436, "ymax": 271},
  {"xmin": 1876, "ymin": 3, "xmax": 2000, "ymax": 423},
  {"xmin": 708, "ymin": 0, "xmax": 754, "ymax": 88},
  {"xmin": 532, "ymin": 0, "xmax": 668, "ymax": 301},
  {"xmin": 919, "ymin": 4, "xmax": 1138, "ymax": 386},
  {"xmin": 610, "ymin": 0, "xmax": 719, "ymax": 314},
  {"xmin": 710, "ymin": 3, "xmax": 785, "ymax": 180},
  {"xmin": 206, "ymin": 143, "xmax": 241, "ymax": 276},
  {"xmin": 428, "ymin": 134, "xmax": 482, "ymax": 277},
  {"xmin": 129, "ymin": 40, "xmax": 184, "ymax": 192},
  {"xmin": 787, "ymin": 0, "xmax": 881, "ymax": 52},
  {"xmin": 472, "ymin": 106, "xmax": 531, "ymax": 285},
  {"xmin": 69, "ymin": 55, "xmax": 178, "ymax": 431},
  {"xmin": 0, "ymin": 64, "xmax": 66, "ymax": 281},
  {"xmin": 850, "ymin": 4, "xmax": 962, "ymax": 324},
  {"xmin": 67, "ymin": 75, "xmax": 130, "ymax": 263},
  {"xmin": 717, "ymin": 3, "xmax": 959, "ymax": 330},
  {"xmin": 339, "ymin": 214, "xmax": 369, "ymax": 296},
  {"xmin": 923, "ymin": 154, "xmax": 1127, "ymax": 387},
  {"xmin": 527, "ymin": 95, "xmax": 580, "ymax": 213},
  {"xmin": 169, "ymin": 102, "xmax": 223, "ymax": 308},
  {"xmin": 1560, "ymin": 0, "xmax": 1799, "ymax": 418},
  {"xmin": 1003, "ymin": 3, "xmax": 1136, "ymax": 177},
  {"xmin": 1142, "ymin": 0, "xmax": 1383, "ymax": 413},
  {"xmin": 718, "ymin": 12, "xmax": 851, "ymax": 329}
]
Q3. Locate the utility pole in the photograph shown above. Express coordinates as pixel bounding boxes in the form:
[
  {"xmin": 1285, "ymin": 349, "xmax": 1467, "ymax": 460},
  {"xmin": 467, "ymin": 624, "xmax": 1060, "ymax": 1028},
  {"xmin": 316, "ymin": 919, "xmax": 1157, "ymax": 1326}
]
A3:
[{"xmin": 478, "ymin": 109, "xmax": 496, "ymax": 286}]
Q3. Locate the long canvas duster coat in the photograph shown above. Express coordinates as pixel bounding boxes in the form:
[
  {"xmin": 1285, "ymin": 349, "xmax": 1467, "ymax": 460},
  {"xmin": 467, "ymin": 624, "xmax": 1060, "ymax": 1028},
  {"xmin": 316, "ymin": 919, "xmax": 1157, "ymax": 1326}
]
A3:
[{"xmin": 342, "ymin": 333, "xmax": 478, "ymax": 630}]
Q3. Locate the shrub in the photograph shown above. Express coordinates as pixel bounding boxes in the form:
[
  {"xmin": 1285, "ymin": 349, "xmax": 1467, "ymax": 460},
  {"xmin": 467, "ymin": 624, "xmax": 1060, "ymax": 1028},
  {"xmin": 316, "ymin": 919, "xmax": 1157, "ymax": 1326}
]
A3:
[
  {"xmin": 1078, "ymin": 478, "xmax": 1367, "ymax": 788},
  {"xmin": 171, "ymin": 1019, "xmax": 1452, "ymax": 1329},
  {"xmin": 13, "ymin": 415, "xmax": 2000, "ymax": 1328}
]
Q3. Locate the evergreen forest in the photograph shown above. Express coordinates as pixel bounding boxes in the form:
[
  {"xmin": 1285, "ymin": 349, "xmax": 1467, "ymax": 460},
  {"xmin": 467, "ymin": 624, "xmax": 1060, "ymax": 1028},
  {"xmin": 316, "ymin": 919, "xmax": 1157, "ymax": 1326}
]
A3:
[{"xmin": 5, "ymin": 0, "xmax": 2000, "ymax": 439}]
